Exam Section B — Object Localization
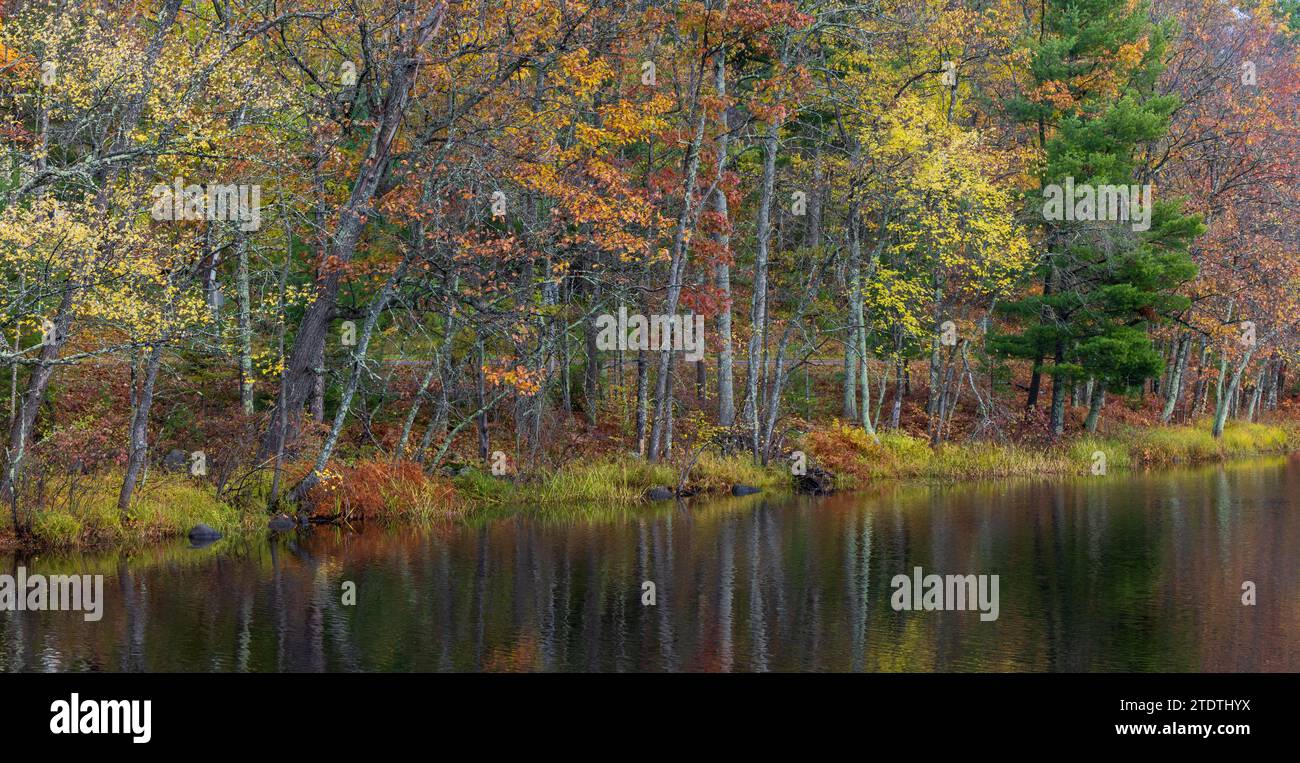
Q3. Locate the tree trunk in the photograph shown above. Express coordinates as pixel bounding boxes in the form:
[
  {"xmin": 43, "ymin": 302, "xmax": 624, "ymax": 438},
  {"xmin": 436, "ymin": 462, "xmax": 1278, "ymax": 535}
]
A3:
[
  {"xmin": 1246, "ymin": 362, "xmax": 1266, "ymax": 422},
  {"xmin": 1213, "ymin": 347, "xmax": 1255, "ymax": 438},
  {"xmin": 635, "ymin": 346, "xmax": 648, "ymax": 455},
  {"xmin": 649, "ymin": 74, "xmax": 709, "ymax": 461},
  {"xmin": 711, "ymin": 47, "xmax": 735, "ymax": 428},
  {"xmin": 1160, "ymin": 333, "xmax": 1190, "ymax": 423},
  {"xmin": 760, "ymin": 256, "xmax": 829, "ymax": 461},
  {"xmin": 475, "ymin": 341, "xmax": 490, "ymax": 462},
  {"xmin": 843, "ymin": 229, "xmax": 860, "ymax": 421},
  {"xmin": 889, "ymin": 356, "xmax": 904, "ymax": 429},
  {"xmin": 1049, "ymin": 343, "xmax": 1067, "ymax": 437},
  {"xmin": 1026, "ymin": 265, "xmax": 1053, "ymax": 409},
  {"xmin": 1084, "ymin": 381, "xmax": 1105, "ymax": 433},
  {"xmin": 1191, "ymin": 335, "xmax": 1211, "ymax": 420},
  {"xmin": 582, "ymin": 278, "xmax": 602, "ymax": 426},
  {"xmin": 237, "ymin": 233, "xmax": 254, "ymax": 414},
  {"xmin": 849, "ymin": 213, "xmax": 877, "ymax": 438},
  {"xmin": 413, "ymin": 344, "xmax": 453, "ymax": 466},
  {"xmin": 926, "ymin": 285, "xmax": 943, "ymax": 420},
  {"xmin": 259, "ymin": 3, "xmax": 448, "ymax": 461},
  {"xmin": 396, "ymin": 360, "xmax": 439, "ymax": 459},
  {"xmin": 290, "ymin": 258, "xmax": 411, "ymax": 502},
  {"xmin": 1269, "ymin": 359, "xmax": 1284, "ymax": 410},
  {"xmin": 746, "ymin": 117, "xmax": 780, "ymax": 457},
  {"xmin": 1, "ymin": 284, "xmax": 74, "ymax": 522},
  {"xmin": 842, "ymin": 327, "xmax": 857, "ymax": 420},
  {"xmin": 118, "ymin": 345, "xmax": 165, "ymax": 514}
]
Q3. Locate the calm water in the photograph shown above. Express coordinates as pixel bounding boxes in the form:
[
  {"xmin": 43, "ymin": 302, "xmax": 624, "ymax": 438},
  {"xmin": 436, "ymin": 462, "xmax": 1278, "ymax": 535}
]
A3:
[{"xmin": 2, "ymin": 457, "xmax": 1296, "ymax": 672}]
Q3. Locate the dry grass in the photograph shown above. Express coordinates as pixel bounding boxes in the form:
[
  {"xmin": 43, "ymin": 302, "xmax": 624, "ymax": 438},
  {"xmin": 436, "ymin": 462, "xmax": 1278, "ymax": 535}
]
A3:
[{"xmin": 803, "ymin": 419, "xmax": 1291, "ymax": 488}]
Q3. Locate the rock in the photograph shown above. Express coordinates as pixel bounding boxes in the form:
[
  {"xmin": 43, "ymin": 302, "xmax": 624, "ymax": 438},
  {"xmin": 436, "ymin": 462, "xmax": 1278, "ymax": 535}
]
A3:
[
  {"xmin": 437, "ymin": 461, "xmax": 465, "ymax": 476},
  {"xmin": 162, "ymin": 449, "xmax": 188, "ymax": 472},
  {"xmin": 731, "ymin": 484, "xmax": 761, "ymax": 497},
  {"xmin": 187, "ymin": 523, "xmax": 222, "ymax": 541},
  {"xmin": 268, "ymin": 514, "xmax": 296, "ymax": 532},
  {"xmin": 645, "ymin": 486, "xmax": 675, "ymax": 501},
  {"xmin": 793, "ymin": 466, "xmax": 836, "ymax": 496}
]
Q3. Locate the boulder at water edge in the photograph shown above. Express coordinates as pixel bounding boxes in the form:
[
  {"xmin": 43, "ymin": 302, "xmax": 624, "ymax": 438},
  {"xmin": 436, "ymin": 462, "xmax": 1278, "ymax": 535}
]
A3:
[
  {"xmin": 793, "ymin": 466, "xmax": 836, "ymax": 496},
  {"xmin": 187, "ymin": 523, "xmax": 222, "ymax": 541},
  {"xmin": 268, "ymin": 514, "xmax": 296, "ymax": 532}
]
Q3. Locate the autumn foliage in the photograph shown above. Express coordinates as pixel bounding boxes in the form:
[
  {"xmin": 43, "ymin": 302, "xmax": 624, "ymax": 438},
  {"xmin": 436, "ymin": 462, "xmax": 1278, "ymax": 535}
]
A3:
[{"xmin": 0, "ymin": 0, "xmax": 1295, "ymax": 543}]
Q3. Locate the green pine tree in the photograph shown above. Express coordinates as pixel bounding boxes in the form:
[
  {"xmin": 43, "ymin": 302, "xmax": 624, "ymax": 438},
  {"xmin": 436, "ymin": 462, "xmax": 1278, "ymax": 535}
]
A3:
[{"xmin": 990, "ymin": 0, "xmax": 1203, "ymax": 436}]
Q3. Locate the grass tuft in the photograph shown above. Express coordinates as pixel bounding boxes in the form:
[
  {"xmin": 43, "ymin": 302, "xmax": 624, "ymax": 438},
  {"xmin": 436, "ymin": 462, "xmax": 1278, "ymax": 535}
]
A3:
[{"xmin": 804, "ymin": 420, "xmax": 1291, "ymax": 488}]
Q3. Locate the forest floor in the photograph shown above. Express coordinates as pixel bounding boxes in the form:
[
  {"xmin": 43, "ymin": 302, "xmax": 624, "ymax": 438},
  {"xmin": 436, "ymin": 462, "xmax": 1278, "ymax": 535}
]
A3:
[{"xmin": 1, "ymin": 417, "xmax": 1294, "ymax": 552}]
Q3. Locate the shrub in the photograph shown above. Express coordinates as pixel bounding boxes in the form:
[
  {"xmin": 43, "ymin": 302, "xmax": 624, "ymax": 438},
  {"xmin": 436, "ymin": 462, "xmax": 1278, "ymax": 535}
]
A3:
[
  {"xmin": 803, "ymin": 420, "xmax": 907, "ymax": 486},
  {"xmin": 308, "ymin": 460, "xmax": 458, "ymax": 520}
]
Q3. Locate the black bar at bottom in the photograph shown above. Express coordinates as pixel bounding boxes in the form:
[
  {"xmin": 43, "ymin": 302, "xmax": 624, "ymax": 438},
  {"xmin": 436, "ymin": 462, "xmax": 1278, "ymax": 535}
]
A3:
[{"xmin": 0, "ymin": 672, "xmax": 1287, "ymax": 750}]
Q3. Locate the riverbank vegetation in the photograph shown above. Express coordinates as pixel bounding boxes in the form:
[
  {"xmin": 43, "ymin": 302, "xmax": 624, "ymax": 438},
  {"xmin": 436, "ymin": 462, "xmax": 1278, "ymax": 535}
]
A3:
[
  {"xmin": 2, "ymin": 0, "xmax": 1299, "ymax": 549},
  {"xmin": 807, "ymin": 419, "xmax": 1295, "ymax": 487},
  {"xmin": 5, "ymin": 417, "xmax": 1293, "ymax": 549}
]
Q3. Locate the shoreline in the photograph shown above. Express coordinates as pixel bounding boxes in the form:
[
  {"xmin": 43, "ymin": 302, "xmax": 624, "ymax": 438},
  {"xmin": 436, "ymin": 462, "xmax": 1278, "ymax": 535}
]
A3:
[{"xmin": 1, "ymin": 419, "xmax": 1294, "ymax": 553}]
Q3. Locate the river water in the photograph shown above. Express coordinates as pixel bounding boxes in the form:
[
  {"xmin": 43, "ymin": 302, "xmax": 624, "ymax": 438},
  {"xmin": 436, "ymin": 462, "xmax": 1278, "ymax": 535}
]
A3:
[{"xmin": 2, "ymin": 457, "xmax": 1296, "ymax": 672}]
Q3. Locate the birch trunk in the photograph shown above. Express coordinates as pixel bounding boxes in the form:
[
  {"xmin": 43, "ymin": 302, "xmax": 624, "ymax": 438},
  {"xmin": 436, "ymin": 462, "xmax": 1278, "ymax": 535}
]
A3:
[
  {"xmin": 117, "ymin": 344, "xmax": 165, "ymax": 513},
  {"xmin": 746, "ymin": 117, "xmax": 780, "ymax": 457},
  {"xmin": 711, "ymin": 47, "xmax": 735, "ymax": 427}
]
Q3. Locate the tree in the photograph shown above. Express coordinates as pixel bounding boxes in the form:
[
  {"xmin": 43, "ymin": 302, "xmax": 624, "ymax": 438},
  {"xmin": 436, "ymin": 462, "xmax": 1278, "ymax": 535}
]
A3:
[{"xmin": 990, "ymin": 0, "xmax": 1202, "ymax": 436}]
